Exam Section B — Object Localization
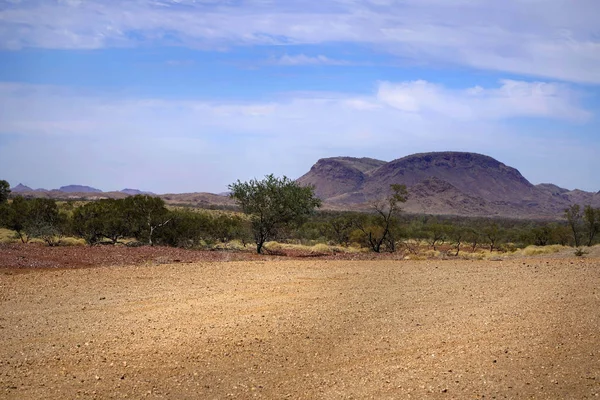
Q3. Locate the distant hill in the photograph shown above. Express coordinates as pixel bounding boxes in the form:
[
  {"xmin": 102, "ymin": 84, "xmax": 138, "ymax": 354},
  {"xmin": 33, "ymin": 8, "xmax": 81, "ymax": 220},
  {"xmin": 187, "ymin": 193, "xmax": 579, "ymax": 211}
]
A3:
[
  {"xmin": 59, "ymin": 185, "xmax": 102, "ymax": 193},
  {"xmin": 120, "ymin": 189, "xmax": 154, "ymax": 195},
  {"xmin": 297, "ymin": 152, "xmax": 600, "ymax": 218},
  {"xmin": 11, "ymin": 183, "xmax": 33, "ymax": 193}
]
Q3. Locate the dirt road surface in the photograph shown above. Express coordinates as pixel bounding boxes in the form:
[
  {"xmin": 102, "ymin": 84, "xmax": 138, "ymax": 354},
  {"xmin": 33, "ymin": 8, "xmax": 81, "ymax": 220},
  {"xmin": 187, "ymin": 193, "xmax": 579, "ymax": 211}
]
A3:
[{"xmin": 1, "ymin": 258, "xmax": 599, "ymax": 399}]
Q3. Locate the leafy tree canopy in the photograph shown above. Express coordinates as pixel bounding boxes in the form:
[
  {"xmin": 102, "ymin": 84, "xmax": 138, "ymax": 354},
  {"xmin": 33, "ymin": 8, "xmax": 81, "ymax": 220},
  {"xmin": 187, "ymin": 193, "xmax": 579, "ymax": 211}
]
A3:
[
  {"xmin": 229, "ymin": 174, "xmax": 321, "ymax": 253},
  {"xmin": 0, "ymin": 180, "xmax": 10, "ymax": 203}
]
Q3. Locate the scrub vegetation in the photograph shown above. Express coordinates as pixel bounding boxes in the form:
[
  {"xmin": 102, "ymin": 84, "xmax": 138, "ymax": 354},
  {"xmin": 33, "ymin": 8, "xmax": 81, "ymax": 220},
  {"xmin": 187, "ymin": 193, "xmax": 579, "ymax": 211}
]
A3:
[{"xmin": 1, "ymin": 177, "xmax": 599, "ymax": 256}]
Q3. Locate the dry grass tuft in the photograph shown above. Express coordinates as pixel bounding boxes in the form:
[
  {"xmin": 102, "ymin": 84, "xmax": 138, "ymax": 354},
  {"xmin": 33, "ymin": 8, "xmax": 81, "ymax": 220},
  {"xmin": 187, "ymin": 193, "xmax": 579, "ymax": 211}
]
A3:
[
  {"xmin": 59, "ymin": 237, "xmax": 86, "ymax": 246},
  {"xmin": 516, "ymin": 245, "xmax": 566, "ymax": 257},
  {"xmin": 0, "ymin": 228, "xmax": 18, "ymax": 243}
]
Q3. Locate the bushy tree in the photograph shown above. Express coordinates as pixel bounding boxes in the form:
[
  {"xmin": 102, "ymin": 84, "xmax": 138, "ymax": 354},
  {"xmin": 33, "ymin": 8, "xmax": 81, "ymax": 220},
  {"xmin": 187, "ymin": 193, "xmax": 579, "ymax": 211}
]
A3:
[
  {"xmin": 210, "ymin": 214, "xmax": 251, "ymax": 244},
  {"xmin": 583, "ymin": 205, "xmax": 600, "ymax": 247},
  {"xmin": 1, "ymin": 196, "xmax": 30, "ymax": 242},
  {"xmin": 24, "ymin": 198, "xmax": 67, "ymax": 246},
  {"xmin": 424, "ymin": 222, "xmax": 448, "ymax": 251},
  {"xmin": 354, "ymin": 184, "xmax": 408, "ymax": 253},
  {"xmin": 564, "ymin": 205, "xmax": 583, "ymax": 247},
  {"xmin": 157, "ymin": 209, "xmax": 210, "ymax": 248},
  {"xmin": 530, "ymin": 225, "xmax": 552, "ymax": 246},
  {"xmin": 72, "ymin": 199, "xmax": 129, "ymax": 245},
  {"xmin": 483, "ymin": 222, "xmax": 504, "ymax": 252},
  {"xmin": 325, "ymin": 214, "xmax": 354, "ymax": 246},
  {"xmin": 229, "ymin": 174, "xmax": 321, "ymax": 254},
  {"xmin": 446, "ymin": 225, "xmax": 466, "ymax": 256},
  {"xmin": 122, "ymin": 195, "xmax": 171, "ymax": 246},
  {"xmin": 0, "ymin": 180, "xmax": 10, "ymax": 203}
]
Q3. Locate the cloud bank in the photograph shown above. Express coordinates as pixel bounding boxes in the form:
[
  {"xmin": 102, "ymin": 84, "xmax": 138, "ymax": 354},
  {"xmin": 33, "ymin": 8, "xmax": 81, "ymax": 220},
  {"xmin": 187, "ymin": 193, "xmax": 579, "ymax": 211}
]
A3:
[
  {"xmin": 1, "ymin": 0, "xmax": 599, "ymax": 83},
  {"xmin": 0, "ymin": 79, "xmax": 596, "ymax": 192}
]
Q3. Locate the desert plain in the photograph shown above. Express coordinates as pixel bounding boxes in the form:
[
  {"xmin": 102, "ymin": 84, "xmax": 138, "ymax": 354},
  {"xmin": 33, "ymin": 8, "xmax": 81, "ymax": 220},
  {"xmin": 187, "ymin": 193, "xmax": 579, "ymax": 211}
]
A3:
[{"xmin": 1, "ymin": 247, "xmax": 599, "ymax": 399}]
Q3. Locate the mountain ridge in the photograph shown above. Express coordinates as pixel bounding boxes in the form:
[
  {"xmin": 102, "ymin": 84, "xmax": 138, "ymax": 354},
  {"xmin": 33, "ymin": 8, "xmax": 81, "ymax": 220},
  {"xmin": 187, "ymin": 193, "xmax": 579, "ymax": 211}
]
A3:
[
  {"xmin": 297, "ymin": 151, "xmax": 599, "ymax": 218},
  {"xmin": 8, "ymin": 151, "xmax": 599, "ymax": 218}
]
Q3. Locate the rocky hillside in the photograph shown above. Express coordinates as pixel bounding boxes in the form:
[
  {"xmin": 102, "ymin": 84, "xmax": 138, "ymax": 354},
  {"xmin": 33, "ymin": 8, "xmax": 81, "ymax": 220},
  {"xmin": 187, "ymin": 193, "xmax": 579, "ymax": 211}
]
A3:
[{"xmin": 297, "ymin": 152, "xmax": 599, "ymax": 218}]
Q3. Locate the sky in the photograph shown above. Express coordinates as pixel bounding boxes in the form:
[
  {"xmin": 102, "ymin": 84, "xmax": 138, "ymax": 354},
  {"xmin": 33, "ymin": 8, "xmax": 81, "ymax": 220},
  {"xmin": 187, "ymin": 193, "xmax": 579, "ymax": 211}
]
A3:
[{"xmin": 0, "ymin": 0, "xmax": 599, "ymax": 194}]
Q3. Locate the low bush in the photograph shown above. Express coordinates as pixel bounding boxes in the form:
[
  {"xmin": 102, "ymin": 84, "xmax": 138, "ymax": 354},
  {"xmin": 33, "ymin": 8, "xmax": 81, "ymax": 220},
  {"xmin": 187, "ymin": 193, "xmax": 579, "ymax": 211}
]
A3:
[
  {"xmin": 311, "ymin": 243, "xmax": 331, "ymax": 254},
  {"xmin": 518, "ymin": 244, "xmax": 565, "ymax": 256}
]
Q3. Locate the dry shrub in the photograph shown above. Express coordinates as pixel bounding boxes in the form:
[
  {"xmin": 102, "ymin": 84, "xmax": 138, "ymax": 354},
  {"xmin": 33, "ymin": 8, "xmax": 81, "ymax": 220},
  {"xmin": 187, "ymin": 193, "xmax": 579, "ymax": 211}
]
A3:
[
  {"xmin": 517, "ymin": 245, "xmax": 566, "ymax": 257},
  {"xmin": 311, "ymin": 243, "xmax": 331, "ymax": 254},
  {"xmin": 333, "ymin": 245, "xmax": 367, "ymax": 254},
  {"xmin": 584, "ymin": 244, "xmax": 600, "ymax": 258},
  {"xmin": 423, "ymin": 249, "xmax": 442, "ymax": 259},
  {"xmin": 226, "ymin": 240, "xmax": 248, "ymax": 251},
  {"xmin": 59, "ymin": 237, "xmax": 86, "ymax": 246},
  {"xmin": 263, "ymin": 241, "xmax": 283, "ymax": 252},
  {"xmin": 0, "ymin": 228, "xmax": 18, "ymax": 243},
  {"xmin": 212, "ymin": 240, "xmax": 247, "ymax": 251},
  {"xmin": 460, "ymin": 251, "xmax": 486, "ymax": 260}
]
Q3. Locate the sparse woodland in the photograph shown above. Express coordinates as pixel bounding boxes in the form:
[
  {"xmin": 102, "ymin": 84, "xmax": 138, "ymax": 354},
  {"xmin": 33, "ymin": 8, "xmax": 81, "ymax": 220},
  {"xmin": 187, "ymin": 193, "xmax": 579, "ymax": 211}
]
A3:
[{"xmin": 1, "ymin": 178, "xmax": 599, "ymax": 255}]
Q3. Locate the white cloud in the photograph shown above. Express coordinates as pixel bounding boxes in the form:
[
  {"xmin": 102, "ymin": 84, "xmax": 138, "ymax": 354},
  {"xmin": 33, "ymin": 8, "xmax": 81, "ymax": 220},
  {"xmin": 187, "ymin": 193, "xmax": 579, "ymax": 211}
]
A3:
[
  {"xmin": 377, "ymin": 79, "xmax": 591, "ymax": 122},
  {"xmin": 0, "ymin": 0, "xmax": 599, "ymax": 83},
  {"xmin": 0, "ymin": 79, "xmax": 597, "ymax": 192},
  {"xmin": 276, "ymin": 54, "xmax": 350, "ymax": 66}
]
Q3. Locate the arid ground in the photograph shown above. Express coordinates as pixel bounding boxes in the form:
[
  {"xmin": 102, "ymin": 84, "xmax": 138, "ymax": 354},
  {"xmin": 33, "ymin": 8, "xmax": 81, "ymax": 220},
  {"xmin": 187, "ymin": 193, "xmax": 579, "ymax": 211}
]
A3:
[{"xmin": 1, "ymin": 246, "xmax": 599, "ymax": 399}]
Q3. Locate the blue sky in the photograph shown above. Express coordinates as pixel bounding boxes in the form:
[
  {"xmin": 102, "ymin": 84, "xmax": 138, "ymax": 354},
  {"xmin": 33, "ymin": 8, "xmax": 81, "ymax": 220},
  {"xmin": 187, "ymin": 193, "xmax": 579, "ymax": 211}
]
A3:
[{"xmin": 0, "ymin": 0, "xmax": 599, "ymax": 194}]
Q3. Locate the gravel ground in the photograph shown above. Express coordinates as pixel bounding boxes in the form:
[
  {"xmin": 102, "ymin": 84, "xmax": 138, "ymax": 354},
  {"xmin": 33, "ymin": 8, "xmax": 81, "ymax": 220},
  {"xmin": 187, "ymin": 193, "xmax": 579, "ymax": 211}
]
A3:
[{"xmin": 1, "ymin": 251, "xmax": 599, "ymax": 399}]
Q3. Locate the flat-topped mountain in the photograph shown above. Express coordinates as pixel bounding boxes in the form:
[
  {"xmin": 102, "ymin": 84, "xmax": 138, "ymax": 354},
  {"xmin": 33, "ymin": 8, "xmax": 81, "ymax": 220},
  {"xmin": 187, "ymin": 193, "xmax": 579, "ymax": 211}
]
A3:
[
  {"xmin": 58, "ymin": 185, "xmax": 102, "ymax": 193},
  {"xmin": 298, "ymin": 152, "xmax": 599, "ymax": 218}
]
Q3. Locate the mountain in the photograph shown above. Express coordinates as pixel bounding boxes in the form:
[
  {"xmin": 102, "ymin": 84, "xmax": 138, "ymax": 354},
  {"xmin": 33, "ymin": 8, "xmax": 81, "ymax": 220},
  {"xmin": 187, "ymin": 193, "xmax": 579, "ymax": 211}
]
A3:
[
  {"xmin": 58, "ymin": 185, "xmax": 102, "ymax": 193},
  {"xmin": 120, "ymin": 188, "xmax": 154, "ymax": 195},
  {"xmin": 297, "ymin": 157, "xmax": 386, "ymax": 199},
  {"xmin": 297, "ymin": 152, "xmax": 599, "ymax": 218},
  {"xmin": 11, "ymin": 183, "xmax": 34, "ymax": 192}
]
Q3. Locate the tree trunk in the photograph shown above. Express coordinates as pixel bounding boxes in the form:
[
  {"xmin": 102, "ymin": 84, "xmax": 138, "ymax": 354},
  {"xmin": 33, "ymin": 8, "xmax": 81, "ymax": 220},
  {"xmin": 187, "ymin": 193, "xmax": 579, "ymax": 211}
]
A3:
[{"xmin": 149, "ymin": 225, "xmax": 155, "ymax": 246}]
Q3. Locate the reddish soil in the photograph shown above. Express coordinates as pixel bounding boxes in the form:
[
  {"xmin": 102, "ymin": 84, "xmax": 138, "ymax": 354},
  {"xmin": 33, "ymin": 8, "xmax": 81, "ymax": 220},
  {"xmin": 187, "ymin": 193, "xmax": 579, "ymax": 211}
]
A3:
[
  {"xmin": 1, "ymin": 245, "xmax": 599, "ymax": 399},
  {"xmin": 0, "ymin": 243, "xmax": 408, "ymax": 270}
]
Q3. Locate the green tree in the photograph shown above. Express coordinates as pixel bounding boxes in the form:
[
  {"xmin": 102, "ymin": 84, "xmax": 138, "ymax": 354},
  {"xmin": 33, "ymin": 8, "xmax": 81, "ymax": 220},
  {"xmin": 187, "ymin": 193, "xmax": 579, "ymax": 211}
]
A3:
[
  {"xmin": 229, "ymin": 174, "xmax": 321, "ymax": 254},
  {"xmin": 447, "ymin": 225, "xmax": 466, "ymax": 256},
  {"xmin": 354, "ymin": 184, "xmax": 408, "ymax": 253},
  {"xmin": 325, "ymin": 214, "xmax": 354, "ymax": 247},
  {"xmin": 157, "ymin": 209, "xmax": 210, "ymax": 248},
  {"xmin": 564, "ymin": 204, "xmax": 583, "ymax": 247},
  {"xmin": 25, "ymin": 198, "xmax": 67, "ymax": 246},
  {"xmin": 123, "ymin": 195, "xmax": 171, "ymax": 246},
  {"xmin": 464, "ymin": 227, "xmax": 481, "ymax": 252},
  {"xmin": 583, "ymin": 205, "xmax": 600, "ymax": 246},
  {"xmin": 210, "ymin": 214, "xmax": 250, "ymax": 244},
  {"xmin": 0, "ymin": 180, "xmax": 10, "ymax": 203},
  {"xmin": 424, "ymin": 222, "xmax": 448, "ymax": 251},
  {"xmin": 72, "ymin": 199, "xmax": 129, "ymax": 245},
  {"xmin": 1, "ymin": 196, "xmax": 30, "ymax": 242},
  {"xmin": 548, "ymin": 223, "xmax": 570, "ymax": 246},
  {"xmin": 483, "ymin": 222, "xmax": 503, "ymax": 252},
  {"xmin": 531, "ymin": 225, "xmax": 552, "ymax": 246},
  {"xmin": 72, "ymin": 201, "xmax": 104, "ymax": 245}
]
